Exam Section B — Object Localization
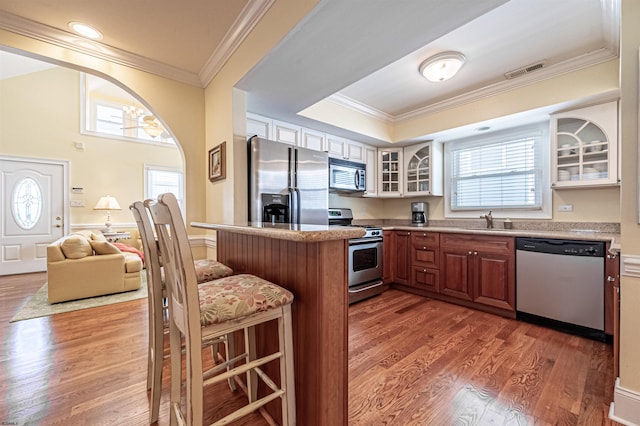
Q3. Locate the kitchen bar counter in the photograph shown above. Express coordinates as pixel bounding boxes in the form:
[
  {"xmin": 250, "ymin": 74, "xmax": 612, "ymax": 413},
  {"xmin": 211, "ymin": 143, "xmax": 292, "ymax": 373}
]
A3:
[
  {"xmin": 191, "ymin": 221, "xmax": 353, "ymax": 426},
  {"xmin": 191, "ymin": 221, "xmax": 365, "ymax": 241}
]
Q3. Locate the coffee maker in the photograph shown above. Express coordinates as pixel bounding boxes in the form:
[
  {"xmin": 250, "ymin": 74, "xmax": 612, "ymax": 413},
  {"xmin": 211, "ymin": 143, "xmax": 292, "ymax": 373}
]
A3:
[{"xmin": 411, "ymin": 202, "xmax": 428, "ymax": 226}]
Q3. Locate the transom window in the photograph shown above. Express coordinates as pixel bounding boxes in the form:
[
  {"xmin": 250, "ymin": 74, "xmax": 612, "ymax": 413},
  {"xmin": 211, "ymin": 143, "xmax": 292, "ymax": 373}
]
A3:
[
  {"xmin": 444, "ymin": 123, "xmax": 551, "ymax": 219},
  {"xmin": 81, "ymin": 73, "xmax": 175, "ymax": 145}
]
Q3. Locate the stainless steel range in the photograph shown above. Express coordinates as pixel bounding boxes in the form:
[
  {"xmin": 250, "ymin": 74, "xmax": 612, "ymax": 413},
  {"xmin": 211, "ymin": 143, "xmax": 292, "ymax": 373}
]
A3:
[{"xmin": 328, "ymin": 208, "xmax": 384, "ymax": 304}]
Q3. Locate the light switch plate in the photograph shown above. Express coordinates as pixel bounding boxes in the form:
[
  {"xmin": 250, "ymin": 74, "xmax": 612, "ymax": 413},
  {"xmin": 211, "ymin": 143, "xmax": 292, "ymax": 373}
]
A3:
[
  {"xmin": 558, "ymin": 204, "xmax": 573, "ymax": 212},
  {"xmin": 70, "ymin": 199, "xmax": 85, "ymax": 207}
]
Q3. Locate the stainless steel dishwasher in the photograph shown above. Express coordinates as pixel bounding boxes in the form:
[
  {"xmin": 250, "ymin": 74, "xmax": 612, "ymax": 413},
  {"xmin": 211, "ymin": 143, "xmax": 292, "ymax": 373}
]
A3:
[{"xmin": 516, "ymin": 237, "xmax": 605, "ymax": 340}]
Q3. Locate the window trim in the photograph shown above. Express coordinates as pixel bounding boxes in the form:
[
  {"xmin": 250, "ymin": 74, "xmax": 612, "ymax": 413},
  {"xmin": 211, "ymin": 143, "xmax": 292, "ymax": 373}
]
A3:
[
  {"xmin": 444, "ymin": 122, "xmax": 551, "ymax": 220},
  {"xmin": 144, "ymin": 164, "xmax": 185, "ymax": 214}
]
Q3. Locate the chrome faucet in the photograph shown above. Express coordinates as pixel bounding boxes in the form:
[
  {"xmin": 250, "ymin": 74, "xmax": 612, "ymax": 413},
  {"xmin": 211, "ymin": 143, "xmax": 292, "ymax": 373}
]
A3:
[{"xmin": 481, "ymin": 210, "xmax": 493, "ymax": 228}]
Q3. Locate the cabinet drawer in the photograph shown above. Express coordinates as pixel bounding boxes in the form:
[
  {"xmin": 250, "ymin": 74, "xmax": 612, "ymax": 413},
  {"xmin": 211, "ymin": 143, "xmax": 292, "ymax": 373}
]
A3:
[
  {"xmin": 440, "ymin": 233, "xmax": 514, "ymax": 255},
  {"xmin": 412, "ymin": 245, "xmax": 439, "ymax": 268},
  {"xmin": 411, "ymin": 266, "xmax": 439, "ymax": 292},
  {"xmin": 411, "ymin": 232, "xmax": 439, "ymax": 247}
]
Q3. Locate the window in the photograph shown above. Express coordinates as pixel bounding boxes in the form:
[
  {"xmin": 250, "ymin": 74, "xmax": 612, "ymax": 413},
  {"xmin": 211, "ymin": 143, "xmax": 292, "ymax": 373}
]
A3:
[
  {"xmin": 444, "ymin": 123, "xmax": 551, "ymax": 219},
  {"xmin": 145, "ymin": 165, "xmax": 184, "ymax": 213},
  {"xmin": 81, "ymin": 73, "xmax": 175, "ymax": 145}
]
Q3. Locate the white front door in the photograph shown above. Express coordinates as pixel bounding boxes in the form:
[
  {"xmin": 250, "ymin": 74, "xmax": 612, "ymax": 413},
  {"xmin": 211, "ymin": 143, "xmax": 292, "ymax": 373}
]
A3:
[{"xmin": 1, "ymin": 157, "xmax": 67, "ymax": 275}]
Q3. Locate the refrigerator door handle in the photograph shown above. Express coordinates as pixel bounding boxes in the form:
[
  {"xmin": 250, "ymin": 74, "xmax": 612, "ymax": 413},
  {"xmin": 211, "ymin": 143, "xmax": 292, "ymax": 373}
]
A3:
[
  {"xmin": 294, "ymin": 188, "xmax": 301, "ymax": 225},
  {"xmin": 287, "ymin": 147, "xmax": 296, "ymax": 224}
]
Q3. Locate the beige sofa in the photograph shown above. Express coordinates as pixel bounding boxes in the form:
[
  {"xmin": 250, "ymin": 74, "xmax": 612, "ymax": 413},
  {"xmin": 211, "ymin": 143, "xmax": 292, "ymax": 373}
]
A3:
[{"xmin": 47, "ymin": 230, "xmax": 142, "ymax": 303}]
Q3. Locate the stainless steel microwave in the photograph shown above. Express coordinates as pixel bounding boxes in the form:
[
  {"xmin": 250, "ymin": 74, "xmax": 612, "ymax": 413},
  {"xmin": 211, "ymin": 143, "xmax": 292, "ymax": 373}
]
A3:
[{"xmin": 329, "ymin": 158, "xmax": 366, "ymax": 192}]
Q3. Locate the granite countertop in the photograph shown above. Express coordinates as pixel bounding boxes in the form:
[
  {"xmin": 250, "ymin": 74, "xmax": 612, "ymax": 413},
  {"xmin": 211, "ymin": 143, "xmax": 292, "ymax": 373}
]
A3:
[
  {"xmin": 191, "ymin": 221, "xmax": 365, "ymax": 242},
  {"xmin": 376, "ymin": 221, "xmax": 620, "ymax": 253}
]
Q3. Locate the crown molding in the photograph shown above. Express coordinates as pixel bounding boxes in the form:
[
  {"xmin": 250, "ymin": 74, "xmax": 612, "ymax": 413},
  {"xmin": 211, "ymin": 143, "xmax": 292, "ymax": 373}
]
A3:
[
  {"xmin": 0, "ymin": 11, "xmax": 202, "ymax": 86},
  {"xmin": 199, "ymin": 0, "xmax": 276, "ymax": 87},
  {"xmin": 326, "ymin": 93, "xmax": 394, "ymax": 122},
  {"xmin": 0, "ymin": 1, "xmax": 274, "ymax": 88}
]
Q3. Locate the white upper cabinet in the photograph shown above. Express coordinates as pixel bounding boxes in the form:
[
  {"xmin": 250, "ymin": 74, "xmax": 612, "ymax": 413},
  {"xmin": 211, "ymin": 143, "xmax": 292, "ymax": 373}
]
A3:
[
  {"xmin": 327, "ymin": 135, "xmax": 365, "ymax": 162},
  {"xmin": 403, "ymin": 141, "xmax": 443, "ymax": 196},
  {"xmin": 377, "ymin": 148, "xmax": 404, "ymax": 197},
  {"xmin": 551, "ymin": 100, "xmax": 619, "ymax": 188},
  {"xmin": 273, "ymin": 120, "xmax": 301, "ymax": 146},
  {"xmin": 364, "ymin": 146, "xmax": 377, "ymax": 197},
  {"xmin": 300, "ymin": 128, "xmax": 327, "ymax": 151},
  {"xmin": 376, "ymin": 141, "xmax": 443, "ymax": 198},
  {"xmin": 247, "ymin": 112, "xmax": 272, "ymax": 139}
]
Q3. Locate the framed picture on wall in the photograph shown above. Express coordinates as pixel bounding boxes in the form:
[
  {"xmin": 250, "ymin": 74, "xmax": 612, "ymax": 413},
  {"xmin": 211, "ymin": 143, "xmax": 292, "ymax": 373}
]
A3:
[{"xmin": 209, "ymin": 142, "xmax": 226, "ymax": 182}]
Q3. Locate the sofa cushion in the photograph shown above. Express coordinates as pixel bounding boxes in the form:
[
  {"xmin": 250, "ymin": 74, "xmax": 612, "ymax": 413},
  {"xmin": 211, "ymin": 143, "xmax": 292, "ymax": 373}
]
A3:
[
  {"xmin": 90, "ymin": 239, "xmax": 122, "ymax": 255},
  {"xmin": 123, "ymin": 253, "xmax": 143, "ymax": 273},
  {"xmin": 60, "ymin": 235, "xmax": 93, "ymax": 259}
]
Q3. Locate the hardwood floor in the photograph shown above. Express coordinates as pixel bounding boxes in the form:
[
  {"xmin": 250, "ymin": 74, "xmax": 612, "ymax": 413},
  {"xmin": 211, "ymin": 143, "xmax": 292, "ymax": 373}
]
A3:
[
  {"xmin": 0, "ymin": 273, "xmax": 620, "ymax": 425},
  {"xmin": 349, "ymin": 290, "xmax": 619, "ymax": 425}
]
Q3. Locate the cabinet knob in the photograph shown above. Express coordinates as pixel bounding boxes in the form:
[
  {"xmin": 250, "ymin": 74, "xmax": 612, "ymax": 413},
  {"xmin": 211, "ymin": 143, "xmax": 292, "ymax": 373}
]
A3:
[
  {"xmin": 468, "ymin": 251, "xmax": 473, "ymax": 255},
  {"xmin": 423, "ymin": 246, "xmax": 427, "ymax": 250},
  {"xmin": 474, "ymin": 251, "xmax": 478, "ymax": 256}
]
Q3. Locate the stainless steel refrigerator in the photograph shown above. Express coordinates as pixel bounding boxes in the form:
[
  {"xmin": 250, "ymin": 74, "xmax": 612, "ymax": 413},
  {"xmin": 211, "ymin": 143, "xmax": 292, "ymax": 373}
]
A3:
[{"xmin": 248, "ymin": 136, "xmax": 328, "ymax": 225}]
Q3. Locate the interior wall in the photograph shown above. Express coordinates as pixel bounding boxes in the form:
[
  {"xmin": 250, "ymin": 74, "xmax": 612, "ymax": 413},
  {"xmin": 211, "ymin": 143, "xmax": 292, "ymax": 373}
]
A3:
[
  {"xmin": 0, "ymin": 66, "xmax": 182, "ymax": 227},
  {"xmin": 204, "ymin": 0, "xmax": 321, "ymax": 225},
  {"xmin": 618, "ymin": 0, "xmax": 640, "ymax": 394},
  {"xmin": 0, "ymin": 28, "xmax": 206, "ymax": 230}
]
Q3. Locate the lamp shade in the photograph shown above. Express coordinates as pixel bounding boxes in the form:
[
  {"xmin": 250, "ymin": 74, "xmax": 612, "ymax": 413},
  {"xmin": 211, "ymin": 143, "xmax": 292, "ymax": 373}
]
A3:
[
  {"xmin": 94, "ymin": 195, "xmax": 121, "ymax": 211},
  {"xmin": 419, "ymin": 51, "xmax": 466, "ymax": 82}
]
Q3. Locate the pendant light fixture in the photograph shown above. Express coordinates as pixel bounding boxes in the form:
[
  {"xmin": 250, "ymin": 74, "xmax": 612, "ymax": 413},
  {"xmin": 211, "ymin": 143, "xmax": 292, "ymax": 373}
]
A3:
[{"xmin": 419, "ymin": 51, "xmax": 466, "ymax": 82}]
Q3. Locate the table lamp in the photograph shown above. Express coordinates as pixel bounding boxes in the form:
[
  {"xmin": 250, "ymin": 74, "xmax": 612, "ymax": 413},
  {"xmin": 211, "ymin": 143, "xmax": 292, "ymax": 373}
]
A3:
[{"xmin": 94, "ymin": 195, "xmax": 121, "ymax": 232}]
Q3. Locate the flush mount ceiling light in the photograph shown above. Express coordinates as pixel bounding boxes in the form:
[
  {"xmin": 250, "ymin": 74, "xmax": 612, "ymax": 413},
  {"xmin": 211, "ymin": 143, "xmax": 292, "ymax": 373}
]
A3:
[
  {"xmin": 419, "ymin": 51, "xmax": 466, "ymax": 82},
  {"xmin": 69, "ymin": 22, "xmax": 102, "ymax": 40}
]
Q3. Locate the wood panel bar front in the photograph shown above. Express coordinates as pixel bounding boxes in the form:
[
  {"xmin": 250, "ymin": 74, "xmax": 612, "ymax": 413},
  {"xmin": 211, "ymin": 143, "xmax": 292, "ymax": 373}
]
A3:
[{"xmin": 216, "ymin": 230, "xmax": 349, "ymax": 426}]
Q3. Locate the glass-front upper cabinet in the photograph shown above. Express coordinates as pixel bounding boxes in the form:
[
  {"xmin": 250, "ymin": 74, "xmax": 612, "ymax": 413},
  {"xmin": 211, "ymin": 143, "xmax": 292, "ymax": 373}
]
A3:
[
  {"xmin": 551, "ymin": 100, "xmax": 618, "ymax": 188},
  {"xmin": 404, "ymin": 141, "xmax": 443, "ymax": 196},
  {"xmin": 378, "ymin": 148, "xmax": 403, "ymax": 197}
]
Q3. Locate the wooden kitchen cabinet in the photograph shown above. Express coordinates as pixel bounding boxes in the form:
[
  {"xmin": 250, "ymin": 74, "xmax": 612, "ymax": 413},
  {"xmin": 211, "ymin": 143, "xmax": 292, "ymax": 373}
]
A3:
[
  {"xmin": 383, "ymin": 230, "xmax": 394, "ymax": 284},
  {"xmin": 393, "ymin": 231, "xmax": 411, "ymax": 285},
  {"xmin": 410, "ymin": 231, "xmax": 440, "ymax": 292},
  {"xmin": 440, "ymin": 233, "xmax": 515, "ymax": 315}
]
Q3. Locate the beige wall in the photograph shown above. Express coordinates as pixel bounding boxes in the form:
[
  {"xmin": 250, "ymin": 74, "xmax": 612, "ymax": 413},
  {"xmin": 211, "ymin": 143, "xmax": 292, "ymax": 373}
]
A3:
[
  {"xmin": 0, "ymin": 66, "xmax": 182, "ymax": 227},
  {"xmin": 618, "ymin": 0, "xmax": 640, "ymax": 393},
  {"xmin": 0, "ymin": 28, "xmax": 206, "ymax": 229},
  {"xmin": 204, "ymin": 0, "xmax": 321, "ymax": 226}
]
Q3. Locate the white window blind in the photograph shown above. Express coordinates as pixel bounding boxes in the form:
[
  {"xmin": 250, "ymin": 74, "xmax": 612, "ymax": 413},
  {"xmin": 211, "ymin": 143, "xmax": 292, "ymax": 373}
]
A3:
[
  {"xmin": 448, "ymin": 125, "xmax": 544, "ymax": 211},
  {"xmin": 145, "ymin": 166, "xmax": 184, "ymax": 213}
]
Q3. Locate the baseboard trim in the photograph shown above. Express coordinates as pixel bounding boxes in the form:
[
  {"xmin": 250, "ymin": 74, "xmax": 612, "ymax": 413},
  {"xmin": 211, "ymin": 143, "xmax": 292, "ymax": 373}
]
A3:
[{"xmin": 610, "ymin": 378, "xmax": 640, "ymax": 425}]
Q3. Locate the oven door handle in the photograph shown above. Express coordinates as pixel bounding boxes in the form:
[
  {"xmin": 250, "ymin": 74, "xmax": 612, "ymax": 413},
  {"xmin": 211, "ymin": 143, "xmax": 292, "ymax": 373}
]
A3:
[{"xmin": 349, "ymin": 237, "xmax": 383, "ymax": 245}]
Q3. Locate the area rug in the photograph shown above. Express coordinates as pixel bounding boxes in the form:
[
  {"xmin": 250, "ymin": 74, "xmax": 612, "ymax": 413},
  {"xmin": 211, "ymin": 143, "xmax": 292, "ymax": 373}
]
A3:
[{"xmin": 10, "ymin": 275, "xmax": 147, "ymax": 323}]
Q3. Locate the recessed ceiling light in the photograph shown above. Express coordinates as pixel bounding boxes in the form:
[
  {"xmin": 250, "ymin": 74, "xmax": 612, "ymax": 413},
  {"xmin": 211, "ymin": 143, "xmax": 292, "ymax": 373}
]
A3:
[
  {"xmin": 419, "ymin": 51, "xmax": 466, "ymax": 82},
  {"xmin": 69, "ymin": 22, "xmax": 102, "ymax": 40}
]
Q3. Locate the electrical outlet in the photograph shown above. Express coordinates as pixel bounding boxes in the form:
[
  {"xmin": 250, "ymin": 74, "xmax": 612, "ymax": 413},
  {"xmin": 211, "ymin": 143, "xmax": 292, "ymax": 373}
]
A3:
[
  {"xmin": 70, "ymin": 199, "xmax": 85, "ymax": 207},
  {"xmin": 558, "ymin": 204, "xmax": 573, "ymax": 212}
]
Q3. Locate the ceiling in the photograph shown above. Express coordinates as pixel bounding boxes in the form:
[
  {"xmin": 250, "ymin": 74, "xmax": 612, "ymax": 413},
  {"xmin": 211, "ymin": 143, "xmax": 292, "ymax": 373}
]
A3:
[{"xmin": 0, "ymin": 0, "xmax": 619, "ymax": 146}]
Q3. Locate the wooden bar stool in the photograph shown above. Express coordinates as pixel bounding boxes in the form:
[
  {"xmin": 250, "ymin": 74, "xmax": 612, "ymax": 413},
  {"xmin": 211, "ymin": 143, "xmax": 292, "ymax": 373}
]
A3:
[
  {"xmin": 130, "ymin": 200, "xmax": 235, "ymax": 424},
  {"xmin": 147, "ymin": 193, "xmax": 296, "ymax": 426}
]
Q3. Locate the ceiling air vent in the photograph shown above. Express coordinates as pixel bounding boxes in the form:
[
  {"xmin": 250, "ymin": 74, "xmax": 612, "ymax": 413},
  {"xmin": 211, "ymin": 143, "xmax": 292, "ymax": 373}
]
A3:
[{"xmin": 504, "ymin": 61, "xmax": 546, "ymax": 80}]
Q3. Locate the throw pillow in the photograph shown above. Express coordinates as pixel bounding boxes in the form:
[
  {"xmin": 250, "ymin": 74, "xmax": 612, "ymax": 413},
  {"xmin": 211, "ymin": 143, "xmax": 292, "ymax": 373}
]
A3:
[
  {"xmin": 90, "ymin": 239, "xmax": 122, "ymax": 255},
  {"xmin": 60, "ymin": 235, "xmax": 93, "ymax": 259}
]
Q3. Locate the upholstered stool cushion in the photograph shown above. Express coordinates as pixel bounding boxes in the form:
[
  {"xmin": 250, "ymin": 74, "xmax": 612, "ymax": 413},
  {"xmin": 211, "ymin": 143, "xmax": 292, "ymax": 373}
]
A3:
[
  {"xmin": 194, "ymin": 259, "xmax": 233, "ymax": 282},
  {"xmin": 198, "ymin": 274, "xmax": 294, "ymax": 325}
]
